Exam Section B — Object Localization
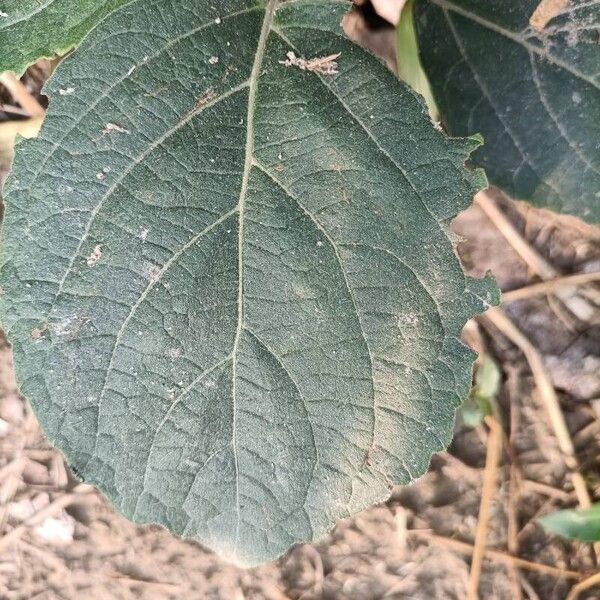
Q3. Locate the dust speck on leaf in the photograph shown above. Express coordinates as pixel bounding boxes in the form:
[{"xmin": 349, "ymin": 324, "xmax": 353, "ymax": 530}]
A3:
[
  {"xmin": 398, "ymin": 313, "xmax": 419, "ymax": 327},
  {"xmin": 195, "ymin": 89, "xmax": 216, "ymax": 109},
  {"xmin": 31, "ymin": 323, "xmax": 48, "ymax": 340},
  {"xmin": 144, "ymin": 263, "xmax": 162, "ymax": 281},
  {"xmin": 86, "ymin": 245, "xmax": 102, "ymax": 267},
  {"xmin": 208, "ymin": 56, "xmax": 219, "ymax": 65},
  {"xmin": 59, "ymin": 87, "xmax": 75, "ymax": 96},
  {"xmin": 183, "ymin": 89, "xmax": 216, "ymax": 120},
  {"xmin": 279, "ymin": 51, "xmax": 341, "ymax": 75}
]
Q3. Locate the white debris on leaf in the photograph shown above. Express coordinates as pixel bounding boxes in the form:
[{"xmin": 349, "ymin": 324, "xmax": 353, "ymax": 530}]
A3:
[
  {"xmin": 209, "ymin": 56, "xmax": 219, "ymax": 64},
  {"xmin": 279, "ymin": 51, "xmax": 341, "ymax": 75},
  {"xmin": 59, "ymin": 87, "xmax": 75, "ymax": 96},
  {"xmin": 52, "ymin": 314, "xmax": 80, "ymax": 337},
  {"xmin": 96, "ymin": 166, "xmax": 110, "ymax": 181},
  {"xmin": 86, "ymin": 244, "xmax": 103, "ymax": 267},
  {"xmin": 102, "ymin": 122, "xmax": 130, "ymax": 135},
  {"xmin": 0, "ymin": 10, "xmax": 8, "ymax": 17}
]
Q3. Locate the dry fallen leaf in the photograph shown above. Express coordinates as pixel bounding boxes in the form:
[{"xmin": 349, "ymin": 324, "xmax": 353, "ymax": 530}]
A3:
[{"xmin": 529, "ymin": 0, "xmax": 570, "ymax": 30}]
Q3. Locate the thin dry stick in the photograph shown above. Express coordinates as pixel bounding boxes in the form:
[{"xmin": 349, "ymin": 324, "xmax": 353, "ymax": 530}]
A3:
[
  {"xmin": 507, "ymin": 373, "xmax": 523, "ymax": 600},
  {"xmin": 520, "ymin": 479, "xmax": 573, "ymax": 502},
  {"xmin": 475, "ymin": 191, "xmax": 557, "ymax": 279},
  {"xmin": 0, "ymin": 72, "xmax": 44, "ymax": 117},
  {"xmin": 520, "ymin": 574, "xmax": 542, "ymax": 600},
  {"xmin": 483, "ymin": 307, "xmax": 600, "ymax": 557},
  {"xmin": 106, "ymin": 573, "xmax": 181, "ymax": 590},
  {"xmin": 0, "ymin": 484, "xmax": 92, "ymax": 552},
  {"xmin": 408, "ymin": 530, "xmax": 582, "ymax": 580},
  {"xmin": 0, "ymin": 457, "xmax": 25, "ymax": 481},
  {"xmin": 474, "ymin": 191, "xmax": 594, "ymax": 321},
  {"xmin": 484, "ymin": 309, "xmax": 589, "ymax": 502},
  {"xmin": 502, "ymin": 272, "xmax": 600, "ymax": 303},
  {"xmin": 566, "ymin": 571, "xmax": 600, "ymax": 600},
  {"xmin": 0, "ymin": 103, "xmax": 30, "ymax": 117},
  {"xmin": 467, "ymin": 416, "xmax": 503, "ymax": 600}
]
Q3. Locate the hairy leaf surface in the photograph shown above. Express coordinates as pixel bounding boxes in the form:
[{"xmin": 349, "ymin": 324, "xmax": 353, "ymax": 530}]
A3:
[
  {"xmin": 415, "ymin": 0, "xmax": 600, "ymax": 221},
  {"xmin": 0, "ymin": 0, "xmax": 131, "ymax": 75},
  {"xmin": 1, "ymin": 0, "xmax": 495, "ymax": 564}
]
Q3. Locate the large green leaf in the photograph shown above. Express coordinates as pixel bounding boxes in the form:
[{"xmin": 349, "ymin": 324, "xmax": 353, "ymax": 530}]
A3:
[
  {"xmin": 1, "ymin": 0, "xmax": 495, "ymax": 564},
  {"xmin": 539, "ymin": 504, "xmax": 600, "ymax": 542},
  {"xmin": 0, "ymin": 0, "xmax": 131, "ymax": 75},
  {"xmin": 415, "ymin": 0, "xmax": 600, "ymax": 221}
]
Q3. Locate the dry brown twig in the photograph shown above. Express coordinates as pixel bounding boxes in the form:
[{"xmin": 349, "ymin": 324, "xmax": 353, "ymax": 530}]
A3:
[
  {"xmin": 408, "ymin": 530, "xmax": 582, "ymax": 581},
  {"xmin": 502, "ymin": 272, "xmax": 600, "ymax": 303},
  {"xmin": 506, "ymin": 372, "xmax": 523, "ymax": 600},
  {"xmin": 481, "ymin": 307, "xmax": 600, "ymax": 561},
  {"xmin": 483, "ymin": 309, "xmax": 588, "ymax": 499},
  {"xmin": 467, "ymin": 415, "xmax": 503, "ymax": 600},
  {"xmin": 566, "ymin": 571, "xmax": 600, "ymax": 600},
  {"xmin": 474, "ymin": 190, "xmax": 594, "ymax": 321},
  {"xmin": 0, "ymin": 72, "xmax": 44, "ymax": 117}
]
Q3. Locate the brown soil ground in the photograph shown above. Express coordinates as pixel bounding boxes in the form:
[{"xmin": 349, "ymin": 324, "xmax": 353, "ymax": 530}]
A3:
[{"xmin": 1, "ymin": 4, "xmax": 600, "ymax": 599}]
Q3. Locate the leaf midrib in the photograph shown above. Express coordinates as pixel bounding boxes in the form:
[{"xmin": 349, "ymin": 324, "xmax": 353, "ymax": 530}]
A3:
[{"xmin": 230, "ymin": 0, "xmax": 278, "ymax": 555}]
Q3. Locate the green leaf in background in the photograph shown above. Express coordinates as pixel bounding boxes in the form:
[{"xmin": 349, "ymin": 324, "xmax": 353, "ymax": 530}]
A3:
[
  {"xmin": 539, "ymin": 503, "xmax": 600, "ymax": 542},
  {"xmin": 0, "ymin": 0, "xmax": 496, "ymax": 564},
  {"xmin": 461, "ymin": 355, "xmax": 500, "ymax": 428},
  {"xmin": 396, "ymin": 0, "xmax": 438, "ymax": 121},
  {"xmin": 0, "ymin": 0, "xmax": 131, "ymax": 75},
  {"xmin": 414, "ymin": 0, "xmax": 600, "ymax": 221}
]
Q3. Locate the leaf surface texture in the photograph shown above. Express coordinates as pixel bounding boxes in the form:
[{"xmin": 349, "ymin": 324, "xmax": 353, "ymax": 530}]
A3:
[{"xmin": 1, "ymin": 0, "xmax": 494, "ymax": 564}]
